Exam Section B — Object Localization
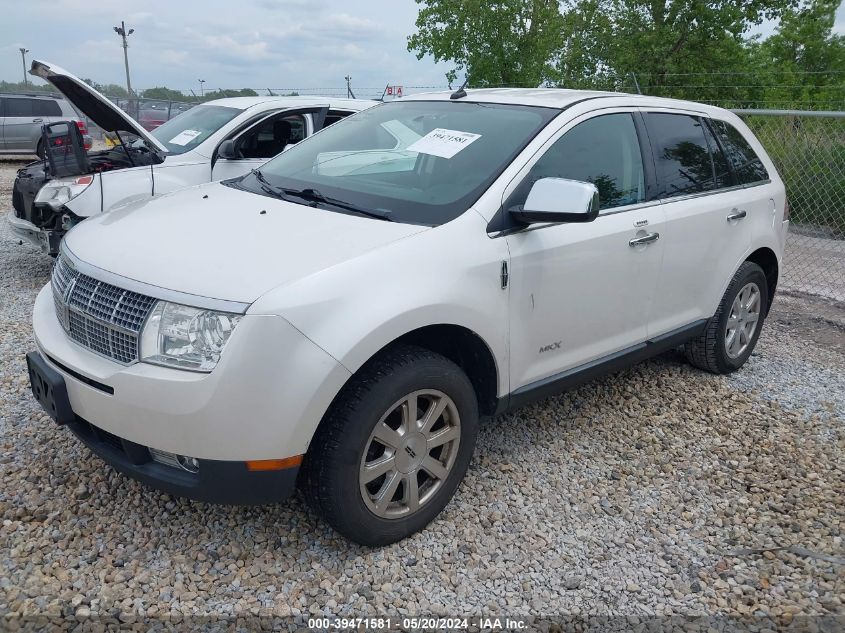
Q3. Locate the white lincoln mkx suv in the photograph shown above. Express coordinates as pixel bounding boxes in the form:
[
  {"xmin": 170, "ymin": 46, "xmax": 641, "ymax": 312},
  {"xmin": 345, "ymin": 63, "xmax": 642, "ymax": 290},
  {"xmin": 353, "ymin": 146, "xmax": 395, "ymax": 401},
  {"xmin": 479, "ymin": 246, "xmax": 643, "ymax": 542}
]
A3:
[{"xmin": 27, "ymin": 88, "xmax": 788, "ymax": 545}]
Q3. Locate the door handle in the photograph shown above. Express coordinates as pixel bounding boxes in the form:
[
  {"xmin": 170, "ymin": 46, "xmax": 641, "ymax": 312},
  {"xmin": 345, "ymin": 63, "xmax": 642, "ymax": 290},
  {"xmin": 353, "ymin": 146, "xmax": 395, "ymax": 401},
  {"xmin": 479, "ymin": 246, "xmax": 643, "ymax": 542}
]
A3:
[
  {"xmin": 32, "ymin": 118, "xmax": 43, "ymax": 123},
  {"xmin": 727, "ymin": 209, "xmax": 747, "ymax": 222},
  {"xmin": 629, "ymin": 232, "xmax": 660, "ymax": 247}
]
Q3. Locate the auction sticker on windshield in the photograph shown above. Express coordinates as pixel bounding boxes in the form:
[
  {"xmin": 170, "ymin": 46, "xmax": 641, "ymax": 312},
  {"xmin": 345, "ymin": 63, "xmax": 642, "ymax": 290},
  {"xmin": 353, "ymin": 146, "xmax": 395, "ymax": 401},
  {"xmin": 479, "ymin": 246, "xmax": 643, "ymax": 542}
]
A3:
[
  {"xmin": 406, "ymin": 128, "xmax": 481, "ymax": 159},
  {"xmin": 169, "ymin": 129, "xmax": 202, "ymax": 146}
]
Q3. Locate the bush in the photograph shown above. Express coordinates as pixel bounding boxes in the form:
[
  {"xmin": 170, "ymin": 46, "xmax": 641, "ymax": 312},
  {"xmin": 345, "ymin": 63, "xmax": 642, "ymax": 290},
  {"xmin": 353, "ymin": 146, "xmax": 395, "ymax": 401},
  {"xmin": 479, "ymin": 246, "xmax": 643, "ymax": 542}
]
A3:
[{"xmin": 743, "ymin": 115, "xmax": 845, "ymax": 238}]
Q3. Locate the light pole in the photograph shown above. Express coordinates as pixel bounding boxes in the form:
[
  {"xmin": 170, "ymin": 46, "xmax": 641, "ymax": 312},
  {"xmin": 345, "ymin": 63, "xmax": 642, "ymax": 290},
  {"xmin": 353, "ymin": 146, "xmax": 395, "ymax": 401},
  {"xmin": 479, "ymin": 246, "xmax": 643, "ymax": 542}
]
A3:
[
  {"xmin": 198, "ymin": 79, "xmax": 206, "ymax": 97},
  {"xmin": 113, "ymin": 21, "xmax": 135, "ymax": 96},
  {"xmin": 19, "ymin": 48, "xmax": 29, "ymax": 87}
]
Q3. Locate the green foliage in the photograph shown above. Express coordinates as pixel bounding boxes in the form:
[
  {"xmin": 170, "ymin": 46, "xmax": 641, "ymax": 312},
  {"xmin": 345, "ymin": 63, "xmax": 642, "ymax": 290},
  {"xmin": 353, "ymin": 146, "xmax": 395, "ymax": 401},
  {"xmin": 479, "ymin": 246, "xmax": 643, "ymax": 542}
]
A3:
[
  {"xmin": 745, "ymin": 115, "xmax": 845, "ymax": 236},
  {"xmin": 0, "ymin": 80, "xmax": 56, "ymax": 94},
  {"xmin": 407, "ymin": 0, "xmax": 567, "ymax": 86},
  {"xmin": 82, "ymin": 78, "xmax": 129, "ymax": 97},
  {"xmin": 200, "ymin": 88, "xmax": 259, "ymax": 100},
  {"xmin": 142, "ymin": 86, "xmax": 187, "ymax": 101},
  {"xmin": 407, "ymin": 0, "xmax": 845, "ymax": 107}
]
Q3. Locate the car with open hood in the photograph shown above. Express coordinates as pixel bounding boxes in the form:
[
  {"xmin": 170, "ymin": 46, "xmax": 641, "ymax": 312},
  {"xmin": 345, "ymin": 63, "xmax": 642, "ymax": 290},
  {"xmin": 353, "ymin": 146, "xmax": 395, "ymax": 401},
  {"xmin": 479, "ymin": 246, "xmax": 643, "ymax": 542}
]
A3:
[
  {"xmin": 26, "ymin": 88, "xmax": 788, "ymax": 545},
  {"xmin": 8, "ymin": 60, "xmax": 376, "ymax": 255}
]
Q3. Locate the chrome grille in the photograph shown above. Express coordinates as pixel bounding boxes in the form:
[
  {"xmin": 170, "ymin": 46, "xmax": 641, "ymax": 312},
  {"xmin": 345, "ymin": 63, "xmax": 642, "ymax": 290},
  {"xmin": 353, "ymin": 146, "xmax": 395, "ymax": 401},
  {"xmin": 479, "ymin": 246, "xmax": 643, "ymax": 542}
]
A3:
[{"xmin": 51, "ymin": 254, "xmax": 157, "ymax": 364}]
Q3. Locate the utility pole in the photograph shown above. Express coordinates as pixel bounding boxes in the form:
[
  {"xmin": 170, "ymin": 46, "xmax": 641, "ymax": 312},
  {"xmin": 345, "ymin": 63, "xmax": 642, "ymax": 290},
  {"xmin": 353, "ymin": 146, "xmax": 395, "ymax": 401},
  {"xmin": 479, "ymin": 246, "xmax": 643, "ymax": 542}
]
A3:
[
  {"xmin": 113, "ymin": 21, "xmax": 135, "ymax": 96},
  {"xmin": 199, "ymin": 79, "xmax": 206, "ymax": 97},
  {"xmin": 19, "ymin": 48, "xmax": 29, "ymax": 86},
  {"xmin": 344, "ymin": 75, "xmax": 355, "ymax": 99}
]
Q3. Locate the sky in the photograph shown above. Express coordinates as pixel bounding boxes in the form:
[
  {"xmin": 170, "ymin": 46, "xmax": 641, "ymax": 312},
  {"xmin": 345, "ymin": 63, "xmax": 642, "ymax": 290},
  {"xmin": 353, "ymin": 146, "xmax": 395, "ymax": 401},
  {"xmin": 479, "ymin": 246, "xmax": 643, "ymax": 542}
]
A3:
[{"xmin": 1, "ymin": 0, "xmax": 844, "ymax": 98}]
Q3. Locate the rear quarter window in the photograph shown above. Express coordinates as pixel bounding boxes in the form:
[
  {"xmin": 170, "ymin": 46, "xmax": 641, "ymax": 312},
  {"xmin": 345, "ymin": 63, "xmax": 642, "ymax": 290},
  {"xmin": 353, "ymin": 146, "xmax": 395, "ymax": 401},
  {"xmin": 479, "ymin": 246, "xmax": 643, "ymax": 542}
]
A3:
[
  {"xmin": 711, "ymin": 119, "xmax": 769, "ymax": 185},
  {"xmin": 32, "ymin": 100, "xmax": 62, "ymax": 117}
]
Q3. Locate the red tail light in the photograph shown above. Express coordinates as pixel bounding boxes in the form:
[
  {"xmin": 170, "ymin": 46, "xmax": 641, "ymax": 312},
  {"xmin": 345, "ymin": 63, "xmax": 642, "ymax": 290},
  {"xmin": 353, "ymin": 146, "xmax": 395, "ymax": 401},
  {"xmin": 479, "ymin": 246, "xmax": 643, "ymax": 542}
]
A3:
[{"xmin": 75, "ymin": 120, "xmax": 88, "ymax": 135}]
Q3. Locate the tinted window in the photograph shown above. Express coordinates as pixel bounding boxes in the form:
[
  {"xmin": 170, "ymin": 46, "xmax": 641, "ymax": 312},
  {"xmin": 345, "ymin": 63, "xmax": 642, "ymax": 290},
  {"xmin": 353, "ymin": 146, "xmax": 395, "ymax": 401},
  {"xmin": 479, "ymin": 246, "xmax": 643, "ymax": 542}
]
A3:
[
  {"xmin": 711, "ymin": 120, "xmax": 769, "ymax": 184},
  {"xmin": 508, "ymin": 113, "xmax": 645, "ymax": 211},
  {"xmin": 646, "ymin": 113, "xmax": 718, "ymax": 198},
  {"xmin": 702, "ymin": 121, "xmax": 733, "ymax": 188},
  {"xmin": 6, "ymin": 98, "xmax": 32, "ymax": 117},
  {"xmin": 32, "ymin": 99, "xmax": 62, "ymax": 117}
]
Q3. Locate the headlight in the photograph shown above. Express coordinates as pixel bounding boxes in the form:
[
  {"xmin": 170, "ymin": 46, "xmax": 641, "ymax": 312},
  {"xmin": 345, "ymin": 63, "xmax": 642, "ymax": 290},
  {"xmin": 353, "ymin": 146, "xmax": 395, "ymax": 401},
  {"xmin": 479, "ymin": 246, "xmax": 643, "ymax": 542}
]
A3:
[
  {"xmin": 34, "ymin": 175, "xmax": 94, "ymax": 210},
  {"xmin": 139, "ymin": 302, "xmax": 242, "ymax": 372}
]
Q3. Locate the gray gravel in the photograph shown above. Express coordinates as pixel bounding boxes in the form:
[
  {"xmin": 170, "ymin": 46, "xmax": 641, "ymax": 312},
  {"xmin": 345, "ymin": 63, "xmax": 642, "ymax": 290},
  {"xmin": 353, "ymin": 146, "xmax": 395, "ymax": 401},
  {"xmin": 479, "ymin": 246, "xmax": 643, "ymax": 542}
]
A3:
[{"xmin": 0, "ymin": 158, "xmax": 843, "ymax": 624}]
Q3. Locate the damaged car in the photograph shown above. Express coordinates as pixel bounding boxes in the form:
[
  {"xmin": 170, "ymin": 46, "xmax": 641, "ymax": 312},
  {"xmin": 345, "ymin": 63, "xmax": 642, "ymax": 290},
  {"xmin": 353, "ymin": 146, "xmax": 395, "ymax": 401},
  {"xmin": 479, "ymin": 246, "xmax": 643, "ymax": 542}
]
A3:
[{"xmin": 8, "ymin": 60, "xmax": 376, "ymax": 255}]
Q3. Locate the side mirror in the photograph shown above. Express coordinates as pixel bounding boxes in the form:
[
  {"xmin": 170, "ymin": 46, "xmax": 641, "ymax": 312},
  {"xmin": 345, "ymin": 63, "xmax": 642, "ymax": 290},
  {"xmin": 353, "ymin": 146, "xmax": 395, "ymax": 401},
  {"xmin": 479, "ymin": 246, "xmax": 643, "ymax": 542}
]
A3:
[
  {"xmin": 510, "ymin": 178, "xmax": 600, "ymax": 224},
  {"xmin": 217, "ymin": 139, "xmax": 238, "ymax": 160}
]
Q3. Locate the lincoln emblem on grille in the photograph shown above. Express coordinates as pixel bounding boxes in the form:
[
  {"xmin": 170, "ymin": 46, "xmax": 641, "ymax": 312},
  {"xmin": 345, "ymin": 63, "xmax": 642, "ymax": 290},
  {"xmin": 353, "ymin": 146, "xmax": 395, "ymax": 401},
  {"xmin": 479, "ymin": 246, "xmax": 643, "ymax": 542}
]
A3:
[{"xmin": 51, "ymin": 254, "xmax": 157, "ymax": 365}]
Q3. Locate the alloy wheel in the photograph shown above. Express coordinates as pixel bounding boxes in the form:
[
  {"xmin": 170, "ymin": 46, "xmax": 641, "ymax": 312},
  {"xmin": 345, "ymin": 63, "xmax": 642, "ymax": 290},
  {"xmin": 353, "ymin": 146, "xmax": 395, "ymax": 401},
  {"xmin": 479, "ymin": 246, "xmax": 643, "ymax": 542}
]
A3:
[
  {"xmin": 359, "ymin": 390, "xmax": 461, "ymax": 519},
  {"xmin": 725, "ymin": 282, "xmax": 761, "ymax": 359}
]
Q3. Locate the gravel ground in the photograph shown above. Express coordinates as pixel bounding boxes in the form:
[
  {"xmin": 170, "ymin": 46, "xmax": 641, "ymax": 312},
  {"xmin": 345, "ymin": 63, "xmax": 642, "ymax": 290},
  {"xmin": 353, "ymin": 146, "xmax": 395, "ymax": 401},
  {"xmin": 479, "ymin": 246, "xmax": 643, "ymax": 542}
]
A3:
[{"xmin": 0, "ymin": 158, "xmax": 843, "ymax": 627}]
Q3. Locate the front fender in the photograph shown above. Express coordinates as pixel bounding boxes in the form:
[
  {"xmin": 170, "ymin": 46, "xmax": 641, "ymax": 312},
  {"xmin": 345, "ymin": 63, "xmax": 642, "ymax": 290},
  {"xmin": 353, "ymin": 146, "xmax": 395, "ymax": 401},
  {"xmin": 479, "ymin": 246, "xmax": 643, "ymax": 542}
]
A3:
[{"xmin": 248, "ymin": 210, "xmax": 511, "ymax": 396}]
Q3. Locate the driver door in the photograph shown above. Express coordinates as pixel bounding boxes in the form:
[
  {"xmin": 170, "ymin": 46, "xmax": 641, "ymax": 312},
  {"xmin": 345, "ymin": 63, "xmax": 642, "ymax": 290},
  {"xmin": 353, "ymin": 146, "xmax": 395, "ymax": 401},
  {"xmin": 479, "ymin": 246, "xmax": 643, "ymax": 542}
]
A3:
[{"xmin": 211, "ymin": 107, "xmax": 328, "ymax": 181}]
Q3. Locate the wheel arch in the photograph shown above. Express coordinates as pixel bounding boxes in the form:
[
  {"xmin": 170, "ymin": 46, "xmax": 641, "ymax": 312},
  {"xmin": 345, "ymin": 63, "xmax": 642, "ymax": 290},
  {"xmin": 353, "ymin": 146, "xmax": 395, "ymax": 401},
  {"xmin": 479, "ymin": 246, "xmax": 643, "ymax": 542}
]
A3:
[
  {"xmin": 326, "ymin": 323, "xmax": 501, "ymax": 421},
  {"xmin": 745, "ymin": 246, "xmax": 779, "ymax": 315}
]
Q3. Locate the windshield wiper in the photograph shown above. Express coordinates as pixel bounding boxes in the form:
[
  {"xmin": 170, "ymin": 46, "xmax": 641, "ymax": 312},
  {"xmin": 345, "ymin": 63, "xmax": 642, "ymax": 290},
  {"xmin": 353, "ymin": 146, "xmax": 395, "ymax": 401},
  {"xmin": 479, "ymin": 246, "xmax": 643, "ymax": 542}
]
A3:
[
  {"xmin": 250, "ymin": 171, "xmax": 393, "ymax": 221},
  {"xmin": 281, "ymin": 187, "xmax": 393, "ymax": 221}
]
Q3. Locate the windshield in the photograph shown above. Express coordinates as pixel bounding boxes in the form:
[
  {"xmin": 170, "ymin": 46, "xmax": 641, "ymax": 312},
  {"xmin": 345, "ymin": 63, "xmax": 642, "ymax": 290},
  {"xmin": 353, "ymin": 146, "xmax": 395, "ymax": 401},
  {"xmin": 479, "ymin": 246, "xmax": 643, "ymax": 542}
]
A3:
[
  {"xmin": 150, "ymin": 105, "xmax": 241, "ymax": 154},
  {"xmin": 241, "ymin": 101, "xmax": 557, "ymax": 225}
]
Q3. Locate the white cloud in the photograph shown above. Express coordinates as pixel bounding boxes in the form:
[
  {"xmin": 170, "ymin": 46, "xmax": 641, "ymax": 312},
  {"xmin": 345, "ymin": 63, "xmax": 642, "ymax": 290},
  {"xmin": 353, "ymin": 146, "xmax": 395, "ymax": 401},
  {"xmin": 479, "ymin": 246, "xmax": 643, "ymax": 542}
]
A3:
[{"xmin": 0, "ymin": 0, "xmax": 453, "ymax": 95}]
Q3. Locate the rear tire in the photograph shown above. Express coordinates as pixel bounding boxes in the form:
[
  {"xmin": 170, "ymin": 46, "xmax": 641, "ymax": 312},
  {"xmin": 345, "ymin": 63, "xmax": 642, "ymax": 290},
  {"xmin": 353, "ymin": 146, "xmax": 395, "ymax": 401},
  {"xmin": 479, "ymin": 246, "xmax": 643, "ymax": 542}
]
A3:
[
  {"xmin": 685, "ymin": 261, "xmax": 768, "ymax": 374},
  {"xmin": 36, "ymin": 139, "xmax": 45, "ymax": 160},
  {"xmin": 300, "ymin": 344, "xmax": 479, "ymax": 546}
]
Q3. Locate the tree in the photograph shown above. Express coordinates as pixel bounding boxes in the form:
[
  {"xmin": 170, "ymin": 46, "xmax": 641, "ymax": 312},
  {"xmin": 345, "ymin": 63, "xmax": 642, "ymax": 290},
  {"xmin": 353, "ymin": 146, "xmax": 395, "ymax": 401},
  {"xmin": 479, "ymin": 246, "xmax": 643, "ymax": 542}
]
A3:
[
  {"xmin": 142, "ymin": 86, "xmax": 187, "ymax": 101},
  {"xmin": 557, "ymin": 0, "xmax": 794, "ymax": 97},
  {"xmin": 407, "ymin": 0, "xmax": 567, "ymax": 86},
  {"xmin": 749, "ymin": 0, "xmax": 845, "ymax": 106},
  {"xmin": 82, "ymin": 78, "xmax": 129, "ymax": 97},
  {"xmin": 200, "ymin": 88, "xmax": 259, "ymax": 101}
]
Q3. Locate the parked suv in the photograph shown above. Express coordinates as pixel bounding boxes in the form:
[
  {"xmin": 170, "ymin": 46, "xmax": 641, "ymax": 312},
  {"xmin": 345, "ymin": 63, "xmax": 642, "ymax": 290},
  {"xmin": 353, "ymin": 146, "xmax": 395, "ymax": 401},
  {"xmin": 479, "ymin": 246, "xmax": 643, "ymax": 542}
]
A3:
[
  {"xmin": 0, "ymin": 92, "xmax": 91, "ymax": 156},
  {"xmin": 8, "ymin": 61, "xmax": 375, "ymax": 255},
  {"xmin": 26, "ymin": 89, "xmax": 788, "ymax": 545}
]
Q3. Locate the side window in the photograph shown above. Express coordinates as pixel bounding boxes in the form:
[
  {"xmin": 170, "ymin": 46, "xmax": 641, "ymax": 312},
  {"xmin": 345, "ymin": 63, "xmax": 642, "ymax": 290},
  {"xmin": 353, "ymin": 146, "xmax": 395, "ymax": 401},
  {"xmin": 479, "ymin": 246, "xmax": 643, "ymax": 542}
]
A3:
[
  {"xmin": 701, "ymin": 120, "xmax": 733, "ymax": 189},
  {"xmin": 324, "ymin": 110, "xmax": 355, "ymax": 127},
  {"xmin": 237, "ymin": 114, "xmax": 306, "ymax": 159},
  {"xmin": 711, "ymin": 120, "xmax": 769, "ymax": 185},
  {"xmin": 32, "ymin": 100, "xmax": 62, "ymax": 117},
  {"xmin": 645, "ymin": 113, "xmax": 717, "ymax": 198},
  {"xmin": 6, "ymin": 98, "xmax": 32, "ymax": 117},
  {"xmin": 508, "ymin": 113, "xmax": 645, "ymax": 211}
]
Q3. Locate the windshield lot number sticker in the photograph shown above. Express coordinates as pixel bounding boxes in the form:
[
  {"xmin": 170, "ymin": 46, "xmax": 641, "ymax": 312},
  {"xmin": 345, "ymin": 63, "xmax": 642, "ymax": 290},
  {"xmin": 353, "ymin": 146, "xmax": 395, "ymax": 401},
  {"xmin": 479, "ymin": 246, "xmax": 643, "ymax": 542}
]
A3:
[
  {"xmin": 169, "ymin": 129, "xmax": 202, "ymax": 146},
  {"xmin": 407, "ymin": 128, "xmax": 481, "ymax": 159}
]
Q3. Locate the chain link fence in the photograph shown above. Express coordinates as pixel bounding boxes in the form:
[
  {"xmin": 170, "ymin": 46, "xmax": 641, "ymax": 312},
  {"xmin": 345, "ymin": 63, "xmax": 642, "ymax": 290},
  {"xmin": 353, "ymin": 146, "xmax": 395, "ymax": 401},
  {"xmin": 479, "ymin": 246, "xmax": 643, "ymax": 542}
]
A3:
[{"xmin": 735, "ymin": 110, "xmax": 845, "ymax": 301}]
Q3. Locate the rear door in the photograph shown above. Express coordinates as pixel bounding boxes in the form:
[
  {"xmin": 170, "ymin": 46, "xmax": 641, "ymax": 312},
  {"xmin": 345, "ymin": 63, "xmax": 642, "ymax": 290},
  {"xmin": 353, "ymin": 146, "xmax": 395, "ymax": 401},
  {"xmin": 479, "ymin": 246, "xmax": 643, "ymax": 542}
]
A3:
[
  {"xmin": 211, "ymin": 106, "xmax": 327, "ymax": 181},
  {"xmin": 642, "ymin": 110, "xmax": 756, "ymax": 336}
]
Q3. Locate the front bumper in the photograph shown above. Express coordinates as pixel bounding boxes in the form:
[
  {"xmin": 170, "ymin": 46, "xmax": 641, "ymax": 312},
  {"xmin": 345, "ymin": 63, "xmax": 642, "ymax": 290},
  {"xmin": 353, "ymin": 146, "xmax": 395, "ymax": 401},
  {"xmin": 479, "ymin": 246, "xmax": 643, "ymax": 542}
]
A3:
[
  {"xmin": 67, "ymin": 412, "xmax": 299, "ymax": 504},
  {"xmin": 32, "ymin": 283, "xmax": 351, "ymax": 463},
  {"xmin": 7, "ymin": 210, "xmax": 48, "ymax": 252}
]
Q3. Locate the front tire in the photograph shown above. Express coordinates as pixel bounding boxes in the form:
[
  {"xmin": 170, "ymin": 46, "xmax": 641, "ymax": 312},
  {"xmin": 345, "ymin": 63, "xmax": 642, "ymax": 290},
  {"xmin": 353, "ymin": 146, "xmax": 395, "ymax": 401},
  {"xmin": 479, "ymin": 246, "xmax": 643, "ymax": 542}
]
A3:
[
  {"xmin": 300, "ymin": 344, "xmax": 479, "ymax": 546},
  {"xmin": 685, "ymin": 261, "xmax": 768, "ymax": 374}
]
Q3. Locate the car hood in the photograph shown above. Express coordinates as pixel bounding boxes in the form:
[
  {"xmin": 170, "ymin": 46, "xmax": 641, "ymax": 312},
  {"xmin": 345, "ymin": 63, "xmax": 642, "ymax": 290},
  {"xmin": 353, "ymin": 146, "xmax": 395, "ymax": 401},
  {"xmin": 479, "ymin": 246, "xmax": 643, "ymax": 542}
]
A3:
[
  {"xmin": 62, "ymin": 182, "xmax": 428, "ymax": 305},
  {"xmin": 30, "ymin": 60, "xmax": 167, "ymax": 153}
]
